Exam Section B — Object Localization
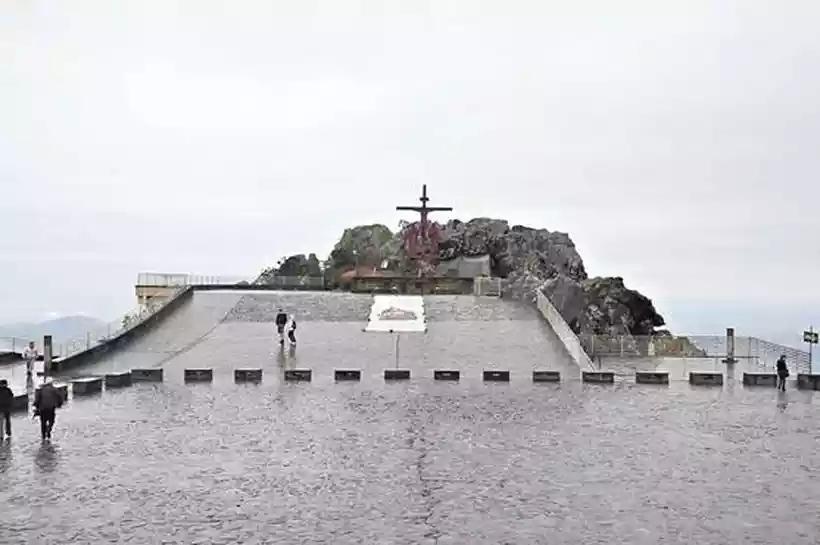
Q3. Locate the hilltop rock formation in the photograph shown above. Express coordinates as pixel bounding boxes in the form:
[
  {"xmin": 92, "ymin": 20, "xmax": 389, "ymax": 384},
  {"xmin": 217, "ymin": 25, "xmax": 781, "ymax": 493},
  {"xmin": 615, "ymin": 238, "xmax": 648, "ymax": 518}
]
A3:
[
  {"xmin": 256, "ymin": 218, "xmax": 667, "ymax": 337},
  {"xmin": 437, "ymin": 218, "xmax": 664, "ymax": 336}
]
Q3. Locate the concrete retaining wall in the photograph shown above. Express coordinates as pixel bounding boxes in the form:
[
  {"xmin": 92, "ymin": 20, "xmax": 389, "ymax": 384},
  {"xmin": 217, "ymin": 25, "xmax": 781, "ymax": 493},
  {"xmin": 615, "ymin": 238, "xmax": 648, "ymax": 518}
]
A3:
[
  {"xmin": 55, "ymin": 287, "xmax": 194, "ymax": 374},
  {"xmin": 0, "ymin": 352, "xmax": 22, "ymax": 364},
  {"xmin": 535, "ymin": 291, "xmax": 595, "ymax": 370}
]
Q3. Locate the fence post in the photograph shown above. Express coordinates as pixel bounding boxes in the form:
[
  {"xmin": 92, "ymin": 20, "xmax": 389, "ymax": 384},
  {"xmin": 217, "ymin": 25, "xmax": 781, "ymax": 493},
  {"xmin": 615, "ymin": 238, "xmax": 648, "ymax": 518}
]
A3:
[
  {"xmin": 619, "ymin": 335, "xmax": 624, "ymax": 358},
  {"xmin": 43, "ymin": 335, "xmax": 53, "ymax": 376},
  {"xmin": 722, "ymin": 328, "xmax": 738, "ymax": 364}
]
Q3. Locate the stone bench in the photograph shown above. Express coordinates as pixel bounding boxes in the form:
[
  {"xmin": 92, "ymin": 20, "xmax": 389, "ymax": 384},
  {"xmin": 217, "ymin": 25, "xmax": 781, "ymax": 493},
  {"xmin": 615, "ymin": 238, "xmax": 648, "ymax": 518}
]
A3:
[
  {"xmin": 284, "ymin": 369, "xmax": 312, "ymax": 382},
  {"xmin": 797, "ymin": 374, "xmax": 820, "ymax": 390},
  {"xmin": 384, "ymin": 369, "xmax": 411, "ymax": 380},
  {"xmin": 583, "ymin": 371, "xmax": 615, "ymax": 384},
  {"xmin": 105, "ymin": 371, "xmax": 132, "ymax": 388},
  {"xmin": 434, "ymin": 370, "xmax": 460, "ymax": 381},
  {"xmin": 635, "ymin": 372, "xmax": 669, "ymax": 385},
  {"xmin": 483, "ymin": 370, "xmax": 510, "ymax": 382},
  {"xmin": 689, "ymin": 372, "xmax": 723, "ymax": 386},
  {"xmin": 11, "ymin": 393, "xmax": 28, "ymax": 413},
  {"xmin": 334, "ymin": 369, "xmax": 362, "ymax": 381},
  {"xmin": 743, "ymin": 373, "xmax": 777, "ymax": 387},
  {"xmin": 131, "ymin": 368, "xmax": 164, "ymax": 382},
  {"xmin": 533, "ymin": 370, "xmax": 561, "ymax": 382},
  {"xmin": 184, "ymin": 369, "xmax": 213, "ymax": 382},
  {"xmin": 234, "ymin": 369, "xmax": 263, "ymax": 383},
  {"xmin": 72, "ymin": 377, "xmax": 103, "ymax": 396}
]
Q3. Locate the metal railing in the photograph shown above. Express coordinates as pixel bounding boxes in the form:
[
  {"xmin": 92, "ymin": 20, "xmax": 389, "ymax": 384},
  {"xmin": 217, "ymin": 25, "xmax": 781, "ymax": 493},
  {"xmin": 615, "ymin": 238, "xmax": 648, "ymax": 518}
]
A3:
[
  {"xmin": 137, "ymin": 272, "xmax": 327, "ymax": 289},
  {"xmin": 580, "ymin": 334, "xmax": 812, "ymax": 374},
  {"xmin": 57, "ymin": 289, "xmax": 185, "ymax": 359},
  {"xmin": 257, "ymin": 276, "xmax": 326, "ymax": 288},
  {"xmin": 137, "ymin": 273, "xmax": 255, "ymax": 287},
  {"xmin": 0, "ymin": 337, "xmax": 24, "ymax": 354},
  {"xmin": 0, "ymin": 294, "xmax": 181, "ymax": 360}
]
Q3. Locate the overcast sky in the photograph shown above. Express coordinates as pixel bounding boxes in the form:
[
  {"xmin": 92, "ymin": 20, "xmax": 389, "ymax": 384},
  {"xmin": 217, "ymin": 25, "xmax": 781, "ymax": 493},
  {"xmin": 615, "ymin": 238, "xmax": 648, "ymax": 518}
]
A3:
[{"xmin": 1, "ymin": 1, "xmax": 818, "ymax": 344}]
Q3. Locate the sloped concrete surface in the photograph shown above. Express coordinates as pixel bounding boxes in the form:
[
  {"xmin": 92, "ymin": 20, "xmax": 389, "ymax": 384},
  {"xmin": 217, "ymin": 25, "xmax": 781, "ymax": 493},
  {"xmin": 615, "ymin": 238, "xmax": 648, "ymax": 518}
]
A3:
[{"xmin": 0, "ymin": 381, "xmax": 818, "ymax": 544}]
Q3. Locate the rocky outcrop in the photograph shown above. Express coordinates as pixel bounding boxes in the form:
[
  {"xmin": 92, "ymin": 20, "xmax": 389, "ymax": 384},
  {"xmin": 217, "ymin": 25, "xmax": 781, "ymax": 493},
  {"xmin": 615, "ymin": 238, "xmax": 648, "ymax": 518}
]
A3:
[
  {"xmin": 326, "ymin": 224, "xmax": 395, "ymax": 282},
  {"xmin": 436, "ymin": 218, "xmax": 665, "ymax": 336},
  {"xmin": 256, "ymin": 217, "xmax": 668, "ymax": 338}
]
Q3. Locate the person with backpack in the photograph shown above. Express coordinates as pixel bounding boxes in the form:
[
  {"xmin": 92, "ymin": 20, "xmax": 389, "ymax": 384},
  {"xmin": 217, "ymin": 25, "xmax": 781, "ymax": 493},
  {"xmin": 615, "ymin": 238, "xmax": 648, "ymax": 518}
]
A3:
[
  {"xmin": 776, "ymin": 355, "xmax": 789, "ymax": 392},
  {"xmin": 34, "ymin": 380, "xmax": 63, "ymax": 441},
  {"xmin": 0, "ymin": 379, "xmax": 14, "ymax": 439}
]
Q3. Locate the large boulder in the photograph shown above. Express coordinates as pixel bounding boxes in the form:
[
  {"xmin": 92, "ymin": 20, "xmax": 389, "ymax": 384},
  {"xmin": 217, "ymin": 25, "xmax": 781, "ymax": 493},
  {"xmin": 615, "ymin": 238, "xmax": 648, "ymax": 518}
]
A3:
[{"xmin": 326, "ymin": 224, "xmax": 395, "ymax": 280}]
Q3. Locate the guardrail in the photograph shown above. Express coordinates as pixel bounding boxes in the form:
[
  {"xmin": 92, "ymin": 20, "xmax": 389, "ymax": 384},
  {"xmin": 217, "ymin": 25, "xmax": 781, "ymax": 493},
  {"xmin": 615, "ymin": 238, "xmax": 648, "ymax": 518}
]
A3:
[
  {"xmin": 535, "ymin": 291, "xmax": 595, "ymax": 370},
  {"xmin": 580, "ymin": 334, "xmax": 812, "ymax": 373},
  {"xmin": 137, "ymin": 273, "xmax": 256, "ymax": 286},
  {"xmin": 0, "ymin": 337, "xmax": 23, "ymax": 354},
  {"xmin": 136, "ymin": 272, "xmax": 328, "ymax": 289},
  {"xmin": 259, "ymin": 276, "xmax": 326, "ymax": 288},
  {"xmin": 0, "ymin": 293, "xmax": 185, "ymax": 361},
  {"xmin": 58, "ymin": 289, "xmax": 185, "ymax": 359}
]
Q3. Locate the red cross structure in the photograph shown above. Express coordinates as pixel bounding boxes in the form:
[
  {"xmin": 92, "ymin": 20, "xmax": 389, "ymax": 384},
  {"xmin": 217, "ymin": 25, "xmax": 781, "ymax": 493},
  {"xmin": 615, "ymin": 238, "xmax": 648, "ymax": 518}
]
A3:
[{"xmin": 396, "ymin": 185, "xmax": 453, "ymax": 277}]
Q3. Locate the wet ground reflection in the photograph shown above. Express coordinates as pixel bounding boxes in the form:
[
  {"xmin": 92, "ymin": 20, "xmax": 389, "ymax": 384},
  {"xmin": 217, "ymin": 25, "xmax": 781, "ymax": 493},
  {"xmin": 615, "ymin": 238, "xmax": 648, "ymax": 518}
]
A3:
[{"xmin": 0, "ymin": 381, "xmax": 817, "ymax": 544}]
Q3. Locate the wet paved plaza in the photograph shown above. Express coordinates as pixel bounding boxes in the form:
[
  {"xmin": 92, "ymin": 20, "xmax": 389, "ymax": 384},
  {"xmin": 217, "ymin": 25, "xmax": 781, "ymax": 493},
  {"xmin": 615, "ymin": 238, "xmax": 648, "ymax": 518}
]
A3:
[{"xmin": 0, "ymin": 292, "xmax": 818, "ymax": 544}]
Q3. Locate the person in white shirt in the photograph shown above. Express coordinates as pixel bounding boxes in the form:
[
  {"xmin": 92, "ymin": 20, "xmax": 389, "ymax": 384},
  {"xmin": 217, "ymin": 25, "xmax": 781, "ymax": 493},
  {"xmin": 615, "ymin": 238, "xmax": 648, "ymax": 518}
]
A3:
[
  {"xmin": 287, "ymin": 316, "xmax": 297, "ymax": 345},
  {"xmin": 22, "ymin": 341, "xmax": 38, "ymax": 375}
]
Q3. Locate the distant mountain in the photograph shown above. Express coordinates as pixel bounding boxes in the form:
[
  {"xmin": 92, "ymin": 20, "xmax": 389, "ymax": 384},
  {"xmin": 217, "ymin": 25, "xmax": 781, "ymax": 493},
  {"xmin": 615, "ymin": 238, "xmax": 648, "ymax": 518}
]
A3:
[{"xmin": 0, "ymin": 315, "xmax": 107, "ymax": 345}]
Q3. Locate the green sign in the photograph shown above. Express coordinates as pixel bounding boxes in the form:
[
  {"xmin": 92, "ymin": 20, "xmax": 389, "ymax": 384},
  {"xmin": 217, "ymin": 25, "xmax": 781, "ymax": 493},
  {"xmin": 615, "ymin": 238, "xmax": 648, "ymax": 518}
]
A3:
[{"xmin": 804, "ymin": 331, "xmax": 818, "ymax": 344}]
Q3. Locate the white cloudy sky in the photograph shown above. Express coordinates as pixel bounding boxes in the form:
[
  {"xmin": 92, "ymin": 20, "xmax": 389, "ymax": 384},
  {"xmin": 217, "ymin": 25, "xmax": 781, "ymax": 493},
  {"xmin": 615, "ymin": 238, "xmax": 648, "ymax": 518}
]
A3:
[{"xmin": 1, "ymin": 1, "xmax": 818, "ymax": 344}]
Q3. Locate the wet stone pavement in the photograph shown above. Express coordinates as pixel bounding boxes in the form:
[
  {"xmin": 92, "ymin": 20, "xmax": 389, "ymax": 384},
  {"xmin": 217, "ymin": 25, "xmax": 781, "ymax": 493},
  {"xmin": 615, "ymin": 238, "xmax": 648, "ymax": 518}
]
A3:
[{"xmin": 0, "ymin": 291, "xmax": 818, "ymax": 544}]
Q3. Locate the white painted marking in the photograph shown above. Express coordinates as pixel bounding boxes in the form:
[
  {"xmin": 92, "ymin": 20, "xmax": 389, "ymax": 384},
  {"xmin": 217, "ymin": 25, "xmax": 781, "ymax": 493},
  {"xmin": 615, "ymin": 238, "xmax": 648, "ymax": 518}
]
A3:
[{"xmin": 365, "ymin": 295, "xmax": 426, "ymax": 333}]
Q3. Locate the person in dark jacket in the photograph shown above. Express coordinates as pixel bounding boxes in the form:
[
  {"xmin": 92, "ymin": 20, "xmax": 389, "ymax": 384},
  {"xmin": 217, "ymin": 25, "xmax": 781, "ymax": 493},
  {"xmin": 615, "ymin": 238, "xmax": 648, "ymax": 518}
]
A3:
[
  {"xmin": 0, "ymin": 379, "xmax": 13, "ymax": 439},
  {"xmin": 776, "ymin": 355, "xmax": 789, "ymax": 391},
  {"xmin": 287, "ymin": 316, "xmax": 297, "ymax": 345},
  {"xmin": 275, "ymin": 309, "xmax": 288, "ymax": 347},
  {"xmin": 34, "ymin": 381, "xmax": 63, "ymax": 441}
]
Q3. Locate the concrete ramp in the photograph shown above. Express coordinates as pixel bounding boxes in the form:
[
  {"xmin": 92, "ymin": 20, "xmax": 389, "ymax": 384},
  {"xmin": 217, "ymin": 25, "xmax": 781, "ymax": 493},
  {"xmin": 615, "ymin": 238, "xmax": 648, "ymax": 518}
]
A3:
[
  {"xmin": 419, "ymin": 295, "xmax": 577, "ymax": 377},
  {"xmin": 74, "ymin": 291, "xmax": 246, "ymax": 375},
  {"xmin": 38, "ymin": 290, "xmax": 576, "ymax": 381}
]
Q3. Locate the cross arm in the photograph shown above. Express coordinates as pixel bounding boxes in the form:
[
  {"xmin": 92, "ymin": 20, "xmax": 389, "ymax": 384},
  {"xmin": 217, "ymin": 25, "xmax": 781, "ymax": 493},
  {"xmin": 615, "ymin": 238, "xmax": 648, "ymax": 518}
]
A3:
[{"xmin": 395, "ymin": 206, "xmax": 453, "ymax": 212}]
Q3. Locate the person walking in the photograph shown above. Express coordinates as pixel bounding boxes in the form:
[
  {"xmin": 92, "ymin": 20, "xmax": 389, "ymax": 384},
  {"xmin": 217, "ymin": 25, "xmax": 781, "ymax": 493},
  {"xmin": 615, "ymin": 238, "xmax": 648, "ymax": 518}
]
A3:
[
  {"xmin": 287, "ymin": 315, "xmax": 297, "ymax": 346},
  {"xmin": 275, "ymin": 308, "xmax": 288, "ymax": 347},
  {"xmin": 0, "ymin": 379, "xmax": 14, "ymax": 439},
  {"xmin": 34, "ymin": 380, "xmax": 63, "ymax": 441},
  {"xmin": 776, "ymin": 354, "xmax": 789, "ymax": 392},
  {"xmin": 22, "ymin": 341, "xmax": 38, "ymax": 376}
]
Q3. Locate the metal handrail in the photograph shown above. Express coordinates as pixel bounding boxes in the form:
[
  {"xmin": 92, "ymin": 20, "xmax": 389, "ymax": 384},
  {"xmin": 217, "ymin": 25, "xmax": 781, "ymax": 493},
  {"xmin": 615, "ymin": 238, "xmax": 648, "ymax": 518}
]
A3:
[{"xmin": 56, "ymin": 288, "xmax": 185, "ymax": 358}]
